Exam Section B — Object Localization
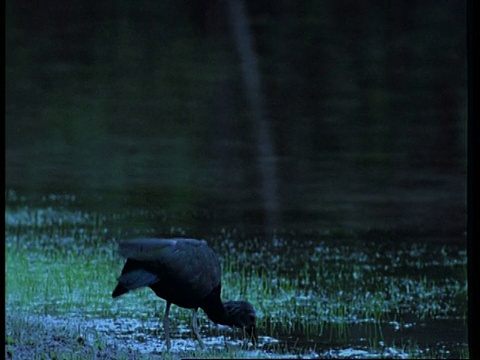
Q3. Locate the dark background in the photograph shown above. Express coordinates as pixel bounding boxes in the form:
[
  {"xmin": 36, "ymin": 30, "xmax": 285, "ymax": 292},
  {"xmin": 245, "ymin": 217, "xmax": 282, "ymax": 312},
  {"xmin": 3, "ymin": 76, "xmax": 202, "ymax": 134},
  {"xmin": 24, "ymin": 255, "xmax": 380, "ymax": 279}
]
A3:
[{"xmin": 5, "ymin": 0, "xmax": 467, "ymax": 240}]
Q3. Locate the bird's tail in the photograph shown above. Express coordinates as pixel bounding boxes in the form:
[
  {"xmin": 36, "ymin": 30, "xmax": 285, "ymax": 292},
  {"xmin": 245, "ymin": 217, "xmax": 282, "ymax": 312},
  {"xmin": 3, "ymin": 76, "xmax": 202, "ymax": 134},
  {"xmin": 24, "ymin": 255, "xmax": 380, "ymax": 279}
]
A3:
[
  {"xmin": 112, "ymin": 284, "xmax": 129, "ymax": 298},
  {"xmin": 112, "ymin": 269, "xmax": 159, "ymax": 298}
]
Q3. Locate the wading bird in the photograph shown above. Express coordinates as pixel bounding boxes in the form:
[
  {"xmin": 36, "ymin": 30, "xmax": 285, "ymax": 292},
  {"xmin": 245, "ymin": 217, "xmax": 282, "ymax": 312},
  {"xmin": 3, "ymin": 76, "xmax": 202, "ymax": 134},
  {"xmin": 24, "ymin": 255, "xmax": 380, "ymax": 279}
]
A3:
[{"xmin": 112, "ymin": 238, "xmax": 257, "ymax": 350}]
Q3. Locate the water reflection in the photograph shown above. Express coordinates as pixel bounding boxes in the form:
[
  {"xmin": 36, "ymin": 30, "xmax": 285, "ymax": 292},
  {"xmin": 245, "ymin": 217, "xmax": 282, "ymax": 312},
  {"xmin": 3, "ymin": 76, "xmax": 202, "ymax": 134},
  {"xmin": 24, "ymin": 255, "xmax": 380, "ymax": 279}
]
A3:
[
  {"xmin": 6, "ymin": 0, "xmax": 466, "ymax": 239},
  {"xmin": 6, "ymin": 1, "xmax": 468, "ymax": 358}
]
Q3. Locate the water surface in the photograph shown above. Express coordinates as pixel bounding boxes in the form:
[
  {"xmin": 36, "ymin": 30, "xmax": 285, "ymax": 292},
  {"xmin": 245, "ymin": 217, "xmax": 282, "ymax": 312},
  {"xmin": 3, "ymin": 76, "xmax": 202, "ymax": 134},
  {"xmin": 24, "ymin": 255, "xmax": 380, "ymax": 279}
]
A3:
[{"xmin": 5, "ymin": 0, "xmax": 468, "ymax": 358}]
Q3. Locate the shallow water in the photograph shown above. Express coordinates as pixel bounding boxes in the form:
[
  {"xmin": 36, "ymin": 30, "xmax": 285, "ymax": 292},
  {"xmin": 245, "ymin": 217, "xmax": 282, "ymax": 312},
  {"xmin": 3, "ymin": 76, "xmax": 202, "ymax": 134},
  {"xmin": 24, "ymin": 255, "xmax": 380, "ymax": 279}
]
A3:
[
  {"xmin": 5, "ymin": 199, "xmax": 468, "ymax": 358},
  {"xmin": 7, "ymin": 313, "xmax": 466, "ymax": 359},
  {"xmin": 5, "ymin": 1, "xmax": 468, "ymax": 357}
]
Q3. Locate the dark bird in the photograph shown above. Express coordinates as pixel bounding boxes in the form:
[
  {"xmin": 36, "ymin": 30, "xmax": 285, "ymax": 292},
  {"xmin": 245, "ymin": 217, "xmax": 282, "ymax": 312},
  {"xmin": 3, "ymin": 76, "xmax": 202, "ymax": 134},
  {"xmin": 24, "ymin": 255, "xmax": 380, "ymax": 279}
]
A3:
[{"xmin": 112, "ymin": 238, "xmax": 257, "ymax": 350}]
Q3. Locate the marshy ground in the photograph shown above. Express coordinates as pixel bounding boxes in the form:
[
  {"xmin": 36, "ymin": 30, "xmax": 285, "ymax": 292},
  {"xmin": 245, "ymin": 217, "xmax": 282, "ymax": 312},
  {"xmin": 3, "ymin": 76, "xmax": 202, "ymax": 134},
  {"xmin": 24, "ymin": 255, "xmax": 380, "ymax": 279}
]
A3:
[
  {"xmin": 5, "ymin": 194, "xmax": 468, "ymax": 359},
  {"xmin": 6, "ymin": 1, "xmax": 468, "ymax": 357}
]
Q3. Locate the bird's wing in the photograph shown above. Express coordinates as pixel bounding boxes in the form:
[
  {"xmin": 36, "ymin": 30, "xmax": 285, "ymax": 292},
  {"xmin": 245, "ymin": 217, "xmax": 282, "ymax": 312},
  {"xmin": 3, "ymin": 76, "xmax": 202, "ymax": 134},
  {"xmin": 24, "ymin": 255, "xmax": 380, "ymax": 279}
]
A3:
[
  {"xmin": 117, "ymin": 269, "xmax": 159, "ymax": 290},
  {"xmin": 118, "ymin": 238, "xmax": 206, "ymax": 261},
  {"xmin": 118, "ymin": 238, "xmax": 221, "ymax": 298}
]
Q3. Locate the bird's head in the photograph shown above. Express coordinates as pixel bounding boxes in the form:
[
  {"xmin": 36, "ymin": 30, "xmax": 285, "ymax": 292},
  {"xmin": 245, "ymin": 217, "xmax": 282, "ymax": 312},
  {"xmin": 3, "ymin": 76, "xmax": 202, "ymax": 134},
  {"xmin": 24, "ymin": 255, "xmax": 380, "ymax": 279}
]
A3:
[{"xmin": 223, "ymin": 300, "xmax": 257, "ymax": 345}]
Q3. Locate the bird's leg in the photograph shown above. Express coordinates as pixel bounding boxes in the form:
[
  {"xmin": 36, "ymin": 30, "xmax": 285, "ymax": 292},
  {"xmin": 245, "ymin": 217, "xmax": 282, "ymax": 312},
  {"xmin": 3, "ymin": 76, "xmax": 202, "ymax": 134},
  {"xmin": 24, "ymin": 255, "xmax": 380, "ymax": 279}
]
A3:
[
  {"xmin": 164, "ymin": 302, "xmax": 172, "ymax": 351},
  {"xmin": 212, "ymin": 322, "xmax": 227, "ymax": 349},
  {"xmin": 242, "ymin": 327, "xmax": 248, "ymax": 349},
  {"xmin": 216, "ymin": 323, "xmax": 227, "ymax": 349},
  {"xmin": 192, "ymin": 308, "xmax": 205, "ymax": 349}
]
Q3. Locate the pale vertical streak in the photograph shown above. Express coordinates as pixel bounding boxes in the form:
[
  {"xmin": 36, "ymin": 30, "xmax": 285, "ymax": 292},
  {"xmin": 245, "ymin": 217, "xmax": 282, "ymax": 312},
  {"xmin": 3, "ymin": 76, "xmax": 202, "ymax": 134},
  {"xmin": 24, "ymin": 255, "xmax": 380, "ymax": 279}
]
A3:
[{"xmin": 226, "ymin": 0, "xmax": 279, "ymax": 231}]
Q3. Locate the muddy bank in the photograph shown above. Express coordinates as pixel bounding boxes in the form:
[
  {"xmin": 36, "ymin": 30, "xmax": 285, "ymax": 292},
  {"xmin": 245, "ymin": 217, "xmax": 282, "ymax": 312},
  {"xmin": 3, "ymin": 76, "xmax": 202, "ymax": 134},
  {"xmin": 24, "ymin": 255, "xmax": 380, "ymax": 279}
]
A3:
[
  {"xmin": 4, "ymin": 314, "xmax": 276, "ymax": 359},
  {"xmin": 6, "ymin": 314, "xmax": 422, "ymax": 359}
]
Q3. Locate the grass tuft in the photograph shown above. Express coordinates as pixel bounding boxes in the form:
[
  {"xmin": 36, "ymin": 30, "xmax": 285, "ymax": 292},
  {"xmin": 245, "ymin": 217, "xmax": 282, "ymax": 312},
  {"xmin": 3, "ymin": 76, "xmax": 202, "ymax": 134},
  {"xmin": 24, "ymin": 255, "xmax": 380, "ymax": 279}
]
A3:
[{"xmin": 5, "ymin": 195, "xmax": 468, "ymax": 359}]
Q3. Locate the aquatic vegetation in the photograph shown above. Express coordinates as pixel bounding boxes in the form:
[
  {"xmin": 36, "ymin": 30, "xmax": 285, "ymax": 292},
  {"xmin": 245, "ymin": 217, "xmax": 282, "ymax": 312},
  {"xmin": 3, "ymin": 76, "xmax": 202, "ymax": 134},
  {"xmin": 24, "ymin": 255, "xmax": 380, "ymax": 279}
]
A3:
[{"xmin": 5, "ymin": 193, "xmax": 468, "ymax": 359}]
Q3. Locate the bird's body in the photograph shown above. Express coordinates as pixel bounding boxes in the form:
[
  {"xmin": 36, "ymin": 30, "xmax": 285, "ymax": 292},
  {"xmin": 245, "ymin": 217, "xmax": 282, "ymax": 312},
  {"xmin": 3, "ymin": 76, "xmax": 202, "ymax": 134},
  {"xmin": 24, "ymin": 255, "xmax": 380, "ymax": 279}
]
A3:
[
  {"xmin": 112, "ymin": 238, "xmax": 256, "ymax": 350},
  {"xmin": 112, "ymin": 238, "xmax": 220, "ymax": 308}
]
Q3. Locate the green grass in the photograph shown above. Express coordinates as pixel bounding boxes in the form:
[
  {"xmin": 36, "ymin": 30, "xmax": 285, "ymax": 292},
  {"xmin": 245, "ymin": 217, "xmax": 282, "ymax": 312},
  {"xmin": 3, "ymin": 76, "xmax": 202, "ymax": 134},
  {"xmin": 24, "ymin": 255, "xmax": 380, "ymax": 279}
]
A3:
[
  {"xmin": 5, "ymin": 200, "xmax": 469, "ymax": 359},
  {"xmin": 6, "ymin": 238, "xmax": 466, "ymax": 329}
]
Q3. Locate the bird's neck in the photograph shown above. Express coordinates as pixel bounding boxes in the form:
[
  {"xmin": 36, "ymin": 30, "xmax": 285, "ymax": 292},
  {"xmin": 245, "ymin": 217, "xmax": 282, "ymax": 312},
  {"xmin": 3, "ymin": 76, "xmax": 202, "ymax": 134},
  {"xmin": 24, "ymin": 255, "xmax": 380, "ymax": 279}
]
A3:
[{"xmin": 200, "ymin": 285, "xmax": 232, "ymax": 326}]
